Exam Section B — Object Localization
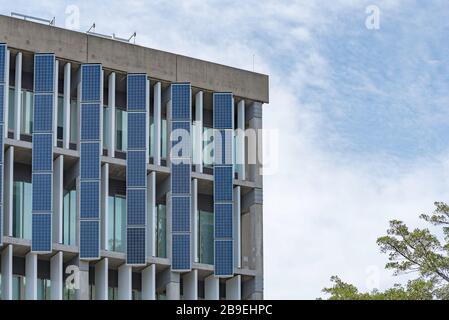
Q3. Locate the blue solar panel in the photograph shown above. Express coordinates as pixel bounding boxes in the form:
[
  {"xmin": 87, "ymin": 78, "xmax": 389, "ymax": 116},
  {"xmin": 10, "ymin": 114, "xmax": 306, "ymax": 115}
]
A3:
[
  {"xmin": 172, "ymin": 234, "xmax": 191, "ymax": 270},
  {"xmin": 0, "ymin": 165, "xmax": 3, "ymax": 199},
  {"xmin": 127, "ymin": 189, "xmax": 146, "ymax": 226},
  {"xmin": 171, "ymin": 163, "xmax": 190, "ymax": 194},
  {"xmin": 0, "ymin": 125, "xmax": 3, "ymax": 163},
  {"xmin": 127, "ymin": 75, "xmax": 147, "ymax": 112},
  {"xmin": 32, "ymin": 134, "xmax": 53, "ymax": 171},
  {"xmin": 80, "ymin": 181, "xmax": 100, "ymax": 219},
  {"xmin": 127, "ymin": 112, "xmax": 146, "ymax": 149},
  {"xmin": 34, "ymin": 55, "xmax": 54, "ymax": 93},
  {"xmin": 32, "ymin": 214, "xmax": 51, "ymax": 252},
  {"xmin": 81, "ymin": 103, "xmax": 100, "ymax": 140},
  {"xmin": 214, "ymin": 93, "xmax": 233, "ymax": 129},
  {"xmin": 33, "ymin": 94, "xmax": 53, "ymax": 132},
  {"xmin": 80, "ymin": 143, "xmax": 100, "ymax": 179},
  {"xmin": 215, "ymin": 203, "xmax": 233, "ymax": 238},
  {"xmin": 127, "ymin": 150, "xmax": 146, "ymax": 187},
  {"xmin": 0, "ymin": 85, "xmax": 4, "ymax": 123},
  {"xmin": 215, "ymin": 240, "xmax": 233, "ymax": 276},
  {"xmin": 126, "ymin": 227, "xmax": 146, "ymax": 264},
  {"xmin": 214, "ymin": 166, "xmax": 233, "ymax": 202},
  {"xmin": 81, "ymin": 65, "xmax": 101, "ymax": 102},
  {"xmin": 172, "ymin": 84, "xmax": 191, "ymax": 121},
  {"xmin": 0, "ymin": 44, "xmax": 5, "ymax": 84},
  {"xmin": 214, "ymin": 130, "xmax": 233, "ymax": 165},
  {"xmin": 171, "ymin": 121, "xmax": 191, "ymax": 155},
  {"xmin": 32, "ymin": 174, "xmax": 52, "ymax": 211},
  {"xmin": 172, "ymin": 196, "xmax": 190, "ymax": 233},
  {"xmin": 80, "ymin": 220, "xmax": 99, "ymax": 259}
]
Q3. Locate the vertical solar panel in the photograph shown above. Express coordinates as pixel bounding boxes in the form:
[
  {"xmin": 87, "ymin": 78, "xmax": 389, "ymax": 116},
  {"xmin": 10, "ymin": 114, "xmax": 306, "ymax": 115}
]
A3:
[
  {"xmin": 213, "ymin": 93, "xmax": 234, "ymax": 277},
  {"xmin": 170, "ymin": 83, "xmax": 192, "ymax": 271},
  {"xmin": 0, "ymin": 44, "xmax": 6, "ymax": 246},
  {"xmin": 126, "ymin": 74, "xmax": 148, "ymax": 265},
  {"xmin": 32, "ymin": 54, "xmax": 55, "ymax": 253},
  {"xmin": 79, "ymin": 64, "xmax": 102, "ymax": 260}
]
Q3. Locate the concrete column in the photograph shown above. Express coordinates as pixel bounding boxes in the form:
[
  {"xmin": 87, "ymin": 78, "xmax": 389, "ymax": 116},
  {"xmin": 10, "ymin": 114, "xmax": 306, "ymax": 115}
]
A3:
[
  {"xmin": 4, "ymin": 49, "xmax": 9, "ymax": 137},
  {"xmin": 108, "ymin": 72, "xmax": 116, "ymax": 157},
  {"xmin": 166, "ymin": 192, "xmax": 172, "ymax": 260},
  {"xmin": 166, "ymin": 275, "xmax": 180, "ymax": 300},
  {"xmin": 53, "ymin": 60, "xmax": 59, "ymax": 146},
  {"xmin": 25, "ymin": 252, "xmax": 38, "ymax": 300},
  {"xmin": 95, "ymin": 258, "xmax": 108, "ymax": 300},
  {"xmin": 153, "ymin": 82, "xmax": 161, "ymax": 165},
  {"xmin": 101, "ymin": 164, "xmax": 109, "ymax": 250},
  {"xmin": 204, "ymin": 275, "xmax": 219, "ymax": 300},
  {"xmin": 63, "ymin": 62, "xmax": 71, "ymax": 149},
  {"xmin": 183, "ymin": 270, "xmax": 198, "ymax": 300},
  {"xmin": 233, "ymin": 186, "xmax": 241, "ymax": 268},
  {"xmin": 237, "ymin": 100, "xmax": 246, "ymax": 180},
  {"xmin": 53, "ymin": 155, "xmax": 64, "ymax": 243},
  {"xmin": 14, "ymin": 52, "xmax": 22, "ymax": 139},
  {"xmin": 248, "ymin": 203, "xmax": 263, "ymax": 300},
  {"xmin": 118, "ymin": 264, "xmax": 132, "ymax": 300},
  {"xmin": 226, "ymin": 275, "xmax": 241, "ymax": 300},
  {"xmin": 248, "ymin": 102, "xmax": 263, "ymax": 185},
  {"xmin": 50, "ymin": 251, "xmax": 63, "ymax": 300},
  {"xmin": 141, "ymin": 264, "xmax": 156, "ymax": 300},
  {"xmin": 192, "ymin": 179, "xmax": 198, "ymax": 263},
  {"xmin": 4, "ymin": 146, "xmax": 13, "ymax": 236},
  {"xmin": 1, "ymin": 245, "xmax": 13, "ymax": 300},
  {"xmin": 194, "ymin": 91, "xmax": 203, "ymax": 172},
  {"xmin": 75, "ymin": 260, "xmax": 90, "ymax": 300},
  {"xmin": 147, "ymin": 172, "xmax": 156, "ymax": 256}
]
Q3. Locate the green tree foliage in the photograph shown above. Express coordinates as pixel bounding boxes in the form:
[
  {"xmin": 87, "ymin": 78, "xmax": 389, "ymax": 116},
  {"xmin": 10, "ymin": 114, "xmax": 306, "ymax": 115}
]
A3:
[{"xmin": 322, "ymin": 202, "xmax": 449, "ymax": 300}]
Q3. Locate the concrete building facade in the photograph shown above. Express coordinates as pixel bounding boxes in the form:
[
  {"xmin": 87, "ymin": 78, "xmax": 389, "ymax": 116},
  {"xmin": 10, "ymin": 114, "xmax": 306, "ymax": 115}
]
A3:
[{"xmin": 0, "ymin": 14, "xmax": 267, "ymax": 300}]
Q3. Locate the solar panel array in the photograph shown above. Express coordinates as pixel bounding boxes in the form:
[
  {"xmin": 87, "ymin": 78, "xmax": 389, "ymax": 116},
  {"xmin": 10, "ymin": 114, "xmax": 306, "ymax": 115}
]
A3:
[
  {"xmin": 213, "ymin": 93, "xmax": 234, "ymax": 276},
  {"xmin": 31, "ymin": 54, "xmax": 55, "ymax": 253},
  {"xmin": 126, "ymin": 74, "xmax": 148, "ymax": 265},
  {"xmin": 79, "ymin": 64, "xmax": 102, "ymax": 260},
  {"xmin": 170, "ymin": 83, "xmax": 192, "ymax": 271},
  {"xmin": 0, "ymin": 44, "xmax": 6, "ymax": 245}
]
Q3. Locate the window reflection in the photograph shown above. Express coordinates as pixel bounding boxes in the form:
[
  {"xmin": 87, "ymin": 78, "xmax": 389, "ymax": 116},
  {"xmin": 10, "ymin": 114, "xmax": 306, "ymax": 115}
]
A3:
[
  {"xmin": 156, "ymin": 204, "xmax": 166, "ymax": 258},
  {"xmin": 108, "ymin": 195, "xmax": 126, "ymax": 252},
  {"xmin": 198, "ymin": 210, "xmax": 214, "ymax": 265},
  {"xmin": 13, "ymin": 181, "xmax": 32, "ymax": 240},
  {"xmin": 116, "ymin": 108, "xmax": 127, "ymax": 151},
  {"xmin": 63, "ymin": 188, "xmax": 77, "ymax": 246}
]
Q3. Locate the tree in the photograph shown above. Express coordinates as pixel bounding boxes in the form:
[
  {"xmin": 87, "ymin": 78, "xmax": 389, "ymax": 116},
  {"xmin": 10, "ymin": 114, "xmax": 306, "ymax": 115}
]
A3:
[{"xmin": 322, "ymin": 202, "xmax": 449, "ymax": 300}]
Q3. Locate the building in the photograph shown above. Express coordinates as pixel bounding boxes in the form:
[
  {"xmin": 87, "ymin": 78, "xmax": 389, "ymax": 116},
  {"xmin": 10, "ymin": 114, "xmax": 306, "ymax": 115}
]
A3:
[{"xmin": 0, "ymin": 14, "xmax": 268, "ymax": 300}]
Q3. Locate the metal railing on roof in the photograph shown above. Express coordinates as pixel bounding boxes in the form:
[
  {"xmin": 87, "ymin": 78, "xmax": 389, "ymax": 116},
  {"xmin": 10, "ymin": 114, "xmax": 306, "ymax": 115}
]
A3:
[
  {"xmin": 11, "ymin": 12, "xmax": 55, "ymax": 26},
  {"xmin": 87, "ymin": 22, "xmax": 136, "ymax": 44}
]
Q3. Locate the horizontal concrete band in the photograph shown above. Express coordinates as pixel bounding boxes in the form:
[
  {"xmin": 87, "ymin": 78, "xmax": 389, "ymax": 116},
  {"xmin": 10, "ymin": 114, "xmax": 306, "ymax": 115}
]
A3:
[{"xmin": 0, "ymin": 15, "xmax": 269, "ymax": 103}]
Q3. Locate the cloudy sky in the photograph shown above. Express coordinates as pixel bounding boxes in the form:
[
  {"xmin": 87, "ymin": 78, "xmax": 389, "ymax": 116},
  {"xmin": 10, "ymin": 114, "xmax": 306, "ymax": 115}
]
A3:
[{"xmin": 4, "ymin": 0, "xmax": 449, "ymax": 299}]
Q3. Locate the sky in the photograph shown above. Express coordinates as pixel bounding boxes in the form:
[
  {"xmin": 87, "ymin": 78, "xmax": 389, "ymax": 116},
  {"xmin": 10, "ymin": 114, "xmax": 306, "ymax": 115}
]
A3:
[{"xmin": 4, "ymin": 0, "xmax": 449, "ymax": 299}]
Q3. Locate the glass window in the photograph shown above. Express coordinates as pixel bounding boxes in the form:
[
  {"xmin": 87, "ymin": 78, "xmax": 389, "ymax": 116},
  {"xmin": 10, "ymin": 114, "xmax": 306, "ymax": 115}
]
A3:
[
  {"xmin": 108, "ymin": 287, "xmax": 118, "ymax": 300},
  {"xmin": 64, "ymin": 285, "xmax": 76, "ymax": 300},
  {"xmin": 13, "ymin": 181, "xmax": 32, "ymax": 240},
  {"xmin": 198, "ymin": 210, "xmax": 214, "ymax": 265},
  {"xmin": 161, "ymin": 118, "xmax": 167, "ymax": 159},
  {"xmin": 150, "ymin": 114, "xmax": 154, "ymax": 159},
  {"xmin": 108, "ymin": 195, "xmax": 126, "ymax": 252},
  {"xmin": 37, "ymin": 279, "xmax": 51, "ymax": 300},
  {"xmin": 57, "ymin": 96, "xmax": 64, "ymax": 140},
  {"xmin": 116, "ymin": 108, "xmax": 128, "ymax": 151},
  {"xmin": 89, "ymin": 284, "xmax": 96, "ymax": 300},
  {"xmin": 103, "ymin": 106, "xmax": 109, "ymax": 150},
  {"xmin": 21, "ymin": 89, "xmax": 33, "ymax": 135},
  {"xmin": 203, "ymin": 127, "xmax": 214, "ymax": 168},
  {"xmin": 63, "ymin": 188, "xmax": 77, "ymax": 246},
  {"xmin": 70, "ymin": 100, "xmax": 78, "ymax": 144},
  {"xmin": 8, "ymin": 87, "xmax": 15, "ymax": 131},
  {"xmin": 13, "ymin": 275, "xmax": 24, "ymax": 300},
  {"xmin": 156, "ymin": 204, "xmax": 166, "ymax": 258},
  {"xmin": 132, "ymin": 290, "xmax": 141, "ymax": 300}
]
